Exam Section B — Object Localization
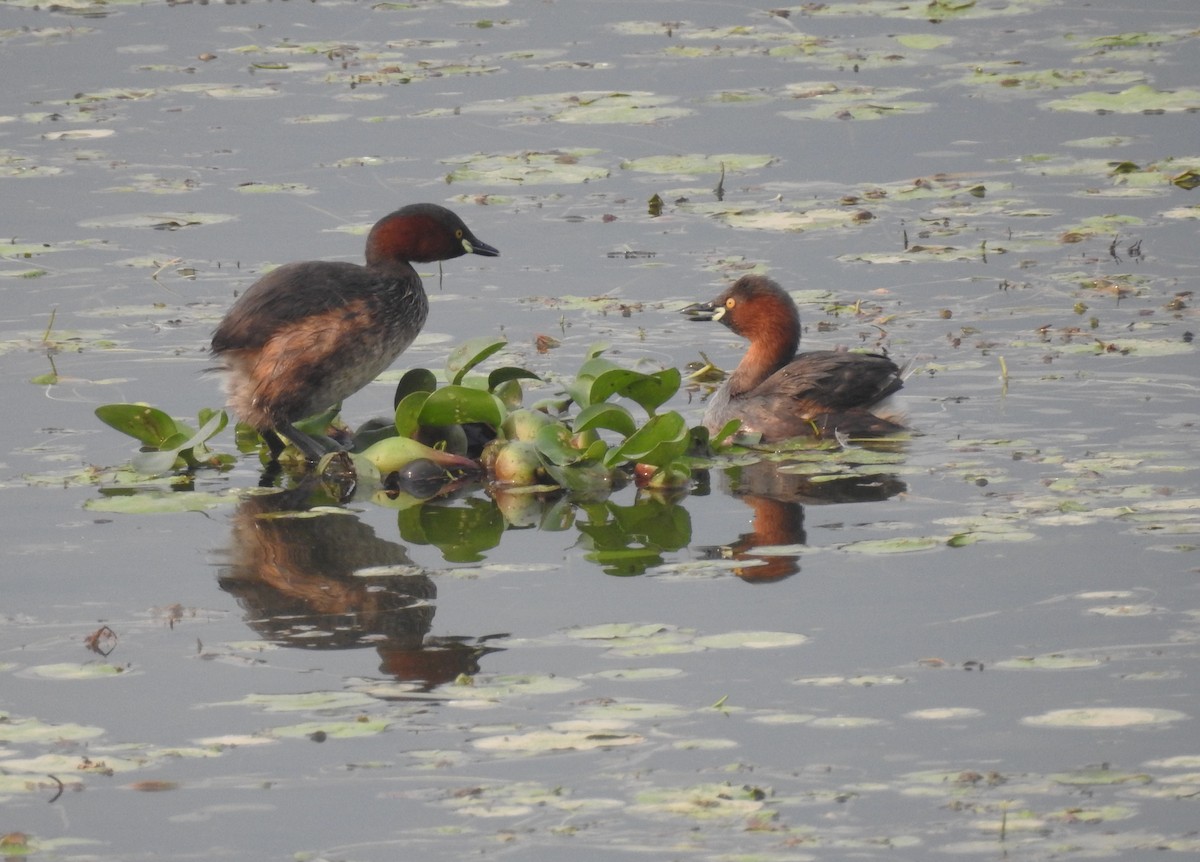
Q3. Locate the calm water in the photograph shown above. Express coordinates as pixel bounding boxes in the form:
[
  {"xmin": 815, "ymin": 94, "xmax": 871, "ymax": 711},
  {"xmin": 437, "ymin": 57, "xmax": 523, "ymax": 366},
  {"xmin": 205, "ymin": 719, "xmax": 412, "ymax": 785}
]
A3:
[{"xmin": 2, "ymin": 0, "xmax": 1198, "ymax": 859}]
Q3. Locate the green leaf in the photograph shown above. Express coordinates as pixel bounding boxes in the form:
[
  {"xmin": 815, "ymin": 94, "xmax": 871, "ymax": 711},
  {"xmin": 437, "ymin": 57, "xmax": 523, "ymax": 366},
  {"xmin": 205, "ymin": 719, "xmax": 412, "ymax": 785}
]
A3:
[
  {"xmin": 129, "ymin": 449, "xmax": 185, "ymax": 475},
  {"xmin": 131, "ymin": 409, "xmax": 228, "ymax": 474},
  {"xmin": 542, "ymin": 461, "xmax": 620, "ymax": 496},
  {"xmin": 492, "ymin": 377, "xmax": 525, "ymax": 410},
  {"xmin": 393, "ymin": 367, "xmax": 438, "ymax": 408},
  {"xmin": 534, "ymin": 422, "xmax": 606, "ymax": 467},
  {"xmin": 623, "ymin": 367, "xmax": 681, "ymax": 414},
  {"xmin": 566, "ymin": 356, "xmax": 619, "ymax": 407},
  {"xmin": 488, "ymin": 366, "xmax": 540, "ymax": 391},
  {"xmin": 573, "ymin": 403, "xmax": 638, "ymax": 437},
  {"xmin": 446, "ymin": 336, "xmax": 507, "ymax": 385},
  {"xmin": 394, "ymin": 390, "xmax": 431, "ymax": 438},
  {"xmin": 95, "ymin": 404, "xmax": 187, "ymax": 447},
  {"xmin": 419, "ymin": 385, "xmax": 505, "ymax": 428},
  {"xmin": 712, "ymin": 418, "xmax": 743, "ymax": 445},
  {"xmin": 604, "ymin": 411, "xmax": 689, "ymax": 468},
  {"xmin": 293, "ymin": 404, "xmax": 340, "ymax": 436}
]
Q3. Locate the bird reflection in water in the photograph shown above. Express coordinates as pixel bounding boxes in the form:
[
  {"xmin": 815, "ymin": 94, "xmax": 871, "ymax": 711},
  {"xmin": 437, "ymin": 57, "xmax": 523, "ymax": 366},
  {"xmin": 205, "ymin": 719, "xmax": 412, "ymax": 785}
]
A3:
[
  {"xmin": 700, "ymin": 459, "xmax": 906, "ymax": 583},
  {"xmin": 216, "ymin": 477, "xmax": 502, "ymax": 689}
]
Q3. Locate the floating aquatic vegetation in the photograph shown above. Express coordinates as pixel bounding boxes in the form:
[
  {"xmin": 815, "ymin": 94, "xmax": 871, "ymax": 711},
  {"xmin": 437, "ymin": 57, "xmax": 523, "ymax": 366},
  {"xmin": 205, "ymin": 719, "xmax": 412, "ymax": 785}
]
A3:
[
  {"xmin": 1022, "ymin": 707, "xmax": 1189, "ymax": 728},
  {"xmin": 442, "ymin": 149, "xmax": 610, "ymax": 185},
  {"xmin": 1044, "ymin": 84, "xmax": 1200, "ymax": 114}
]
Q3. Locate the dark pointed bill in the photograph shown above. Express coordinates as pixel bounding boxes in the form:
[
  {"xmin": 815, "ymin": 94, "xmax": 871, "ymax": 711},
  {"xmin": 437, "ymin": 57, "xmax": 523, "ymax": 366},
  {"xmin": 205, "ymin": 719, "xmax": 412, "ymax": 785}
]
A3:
[{"xmin": 680, "ymin": 300, "xmax": 718, "ymax": 321}]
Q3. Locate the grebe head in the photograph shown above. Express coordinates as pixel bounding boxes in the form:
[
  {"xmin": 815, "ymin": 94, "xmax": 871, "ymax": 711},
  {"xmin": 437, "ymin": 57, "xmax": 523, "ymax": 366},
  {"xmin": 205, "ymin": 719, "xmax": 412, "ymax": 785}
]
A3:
[
  {"xmin": 682, "ymin": 274, "xmax": 801, "ymax": 356},
  {"xmin": 365, "ymin": 203, "xmax": 500, "ymax": 266}
]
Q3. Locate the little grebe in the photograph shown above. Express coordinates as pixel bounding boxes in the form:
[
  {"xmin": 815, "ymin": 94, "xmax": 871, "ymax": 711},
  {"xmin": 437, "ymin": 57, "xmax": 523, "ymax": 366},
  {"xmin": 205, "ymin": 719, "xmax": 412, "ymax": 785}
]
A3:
[
  {"xmin": 682, "ymin": 274, "xmax": 904, "ymax": 442},
  {"xmin": 211, "ymin": 203, "xmax": 498, "ymax": 462}
]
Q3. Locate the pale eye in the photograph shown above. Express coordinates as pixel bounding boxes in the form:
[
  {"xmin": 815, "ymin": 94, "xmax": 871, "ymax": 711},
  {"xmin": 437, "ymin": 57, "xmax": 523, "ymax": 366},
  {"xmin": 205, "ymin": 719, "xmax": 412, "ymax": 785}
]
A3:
[{"xmin": 726, "ymin": 298, "xmax": 736, "ymax": 310}]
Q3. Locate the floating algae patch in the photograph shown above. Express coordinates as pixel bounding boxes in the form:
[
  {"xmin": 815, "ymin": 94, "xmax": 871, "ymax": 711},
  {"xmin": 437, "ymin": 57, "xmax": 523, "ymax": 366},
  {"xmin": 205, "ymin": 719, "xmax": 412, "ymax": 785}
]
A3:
[
  {"xmin": 472, "ymin": 720, "xmax": 646, "ymax": 753},
  {"xmin": 442, "ymin": 149, "xmax": 610, "ymax": 185},
  {"xmin": 620, "ymin": 153, "xmax": 776, "ymax": 175},
  {"xmin": 1022, "ymin": 707, "xmax": 1189, "ymax": 728},
  {"xmin": 1044, "ymin": 84, "xmax": 1200, "ymax": 114}
]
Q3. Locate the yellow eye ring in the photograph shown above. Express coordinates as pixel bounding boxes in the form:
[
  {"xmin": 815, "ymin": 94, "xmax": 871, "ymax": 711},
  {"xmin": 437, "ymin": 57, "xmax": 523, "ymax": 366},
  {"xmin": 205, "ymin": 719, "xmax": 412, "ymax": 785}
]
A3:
[{"xmin": 726, "ymin": 298, "xmax": 736, "ymax": 309}]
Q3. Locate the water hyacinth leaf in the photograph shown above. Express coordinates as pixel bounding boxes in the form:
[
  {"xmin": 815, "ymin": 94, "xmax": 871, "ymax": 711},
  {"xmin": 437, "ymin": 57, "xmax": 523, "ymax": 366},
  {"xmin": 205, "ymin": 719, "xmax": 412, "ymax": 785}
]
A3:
[
  {"xmin": 604, "ymin": 411, "xmax": 689, "ymax": 468},
  {"xmin": 491, "ymin": 377, "xmax": 525, "ymax": 410},
  {"xmin": 501, "ymin": 407, "xmax": 556, "ymax": 442},
  {"xmin": 487, "ymin": 366, "xmax": 539, "ymax": 391},
  {"xmin": 95, "ymin": 403, "xmax": 187, "ymax": 447},
  {"xmin": 711, "ymin": 418, "xmax": 743, "ymax": 444},
  {"xmin": 446, "ymin": 336, "xmax": 507, "ymax": 385},
  {"xmin": 393, "ymin": 390, "xmax": 431, "ymax": 438},
  {"xmin": 583, "ymin": 366, "xmax": 681, "ymax": 414},
  {"xmin": 131, "ymin": 448, "xmax": 185, "ymax": 475},
  {"xmin": 419, "ymin": 385, "xmax": 505, "ymax": 428},
  {"xmin": 131, "ymin": 409, "xmax": 227, "ymax": 474},
  {"xmin": 566, "ymin": 355, "xmax": 619, "ymax": 407},
  {"xmin": 393, "ymin": 367, "xmax": 438, "ymax": 408},
  {"xmin": 573, "ymin": 402, "xmax": 638, "ymax": 437},
  {"xmin": 292, "ymin": 404, "xmax": 340, "ymax": 437},
  {"xmin": 542, "ymin": 461, "xmax": 620, "ymax": 496},
  {"xmin": 624, "ymin": 367, "xmax": 682, "ymax": 414},
  {"xmin": 535, "ymin": 422, "xmax": 596, "ymax": 467},
  {"xmin": 351, "ymin": 417, "xmax": 398, "ymax": 451}
]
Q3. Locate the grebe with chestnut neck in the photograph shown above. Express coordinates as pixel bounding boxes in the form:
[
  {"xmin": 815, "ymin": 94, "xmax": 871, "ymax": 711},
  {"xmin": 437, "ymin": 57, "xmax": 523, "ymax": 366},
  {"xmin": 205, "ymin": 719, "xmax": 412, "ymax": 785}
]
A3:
[
  {"xmin": 682, "ymin": 274, "xmax": 905, "ymax": 442},
  {"xmin": 211, "ymin": 203, "xmax": 498, "ymax": 463}
]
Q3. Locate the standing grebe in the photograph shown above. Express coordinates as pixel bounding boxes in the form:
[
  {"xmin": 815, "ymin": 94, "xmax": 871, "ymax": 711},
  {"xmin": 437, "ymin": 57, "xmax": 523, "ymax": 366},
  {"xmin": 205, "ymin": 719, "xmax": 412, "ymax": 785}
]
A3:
[
  {"xmin": 681, "ymin": 274, "xmax": 904, "ymax": 442},
  {"xmin": 211, "ymin": 203, "xmax": 498, "ymax": 462}
]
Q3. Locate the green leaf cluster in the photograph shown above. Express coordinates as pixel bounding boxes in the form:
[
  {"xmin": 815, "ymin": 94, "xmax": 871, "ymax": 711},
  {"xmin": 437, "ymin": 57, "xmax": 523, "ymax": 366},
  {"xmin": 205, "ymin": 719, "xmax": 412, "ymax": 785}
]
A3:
[
  {"xmin": 94, "ymin": 337, "xmax": 730, "ymax": 492},
  {"xmin": 94, "ymin": 404, "xmax": 234, "ymax": 474}
]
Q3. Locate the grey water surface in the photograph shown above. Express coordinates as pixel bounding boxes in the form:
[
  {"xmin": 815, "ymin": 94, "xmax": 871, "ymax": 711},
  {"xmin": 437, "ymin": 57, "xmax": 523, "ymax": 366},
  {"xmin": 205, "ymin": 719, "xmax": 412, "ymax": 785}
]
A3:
[{"xmin": 2, "ymin": 0, "xmax": 1198, "ymax": 859}]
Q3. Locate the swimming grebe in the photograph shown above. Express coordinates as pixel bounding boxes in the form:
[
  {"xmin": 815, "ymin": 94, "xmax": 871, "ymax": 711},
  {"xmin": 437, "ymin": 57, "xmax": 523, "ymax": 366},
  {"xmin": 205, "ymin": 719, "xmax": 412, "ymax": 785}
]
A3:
[{"xmin": 681, "ymin": 274, "xmax": 904, "ymax": 442}]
